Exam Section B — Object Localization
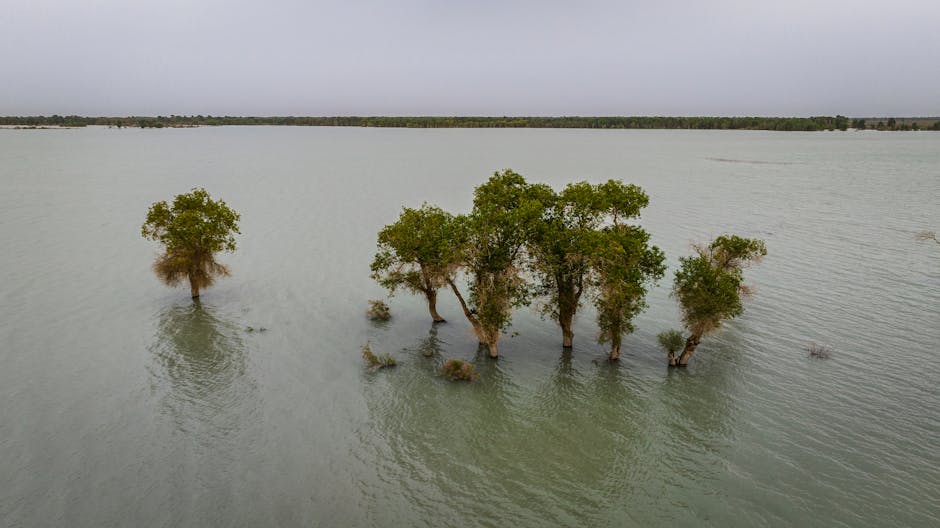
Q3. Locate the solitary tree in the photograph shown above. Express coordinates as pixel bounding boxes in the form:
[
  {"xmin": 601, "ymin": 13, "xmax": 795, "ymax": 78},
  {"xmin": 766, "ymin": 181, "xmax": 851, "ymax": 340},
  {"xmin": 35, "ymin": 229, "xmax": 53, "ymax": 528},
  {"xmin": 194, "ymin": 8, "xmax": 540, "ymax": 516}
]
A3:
[
  {"xmin": 591, "ymin": 225, "xmax": 666, "ymax": 361},
  {"xmin": 670, "ymin": 235, "xmax": 766, "ymax": 366},
  {"xmin": 371, "ymin": 205, "xmax": 464, "ymax": 323},
  {"xmin": 142, "ymin": 188, "xmax": 241, "ymax": 298},
  {"xmin": 449, "ymin": 170, "xmax": 553, "ymax": 358}
]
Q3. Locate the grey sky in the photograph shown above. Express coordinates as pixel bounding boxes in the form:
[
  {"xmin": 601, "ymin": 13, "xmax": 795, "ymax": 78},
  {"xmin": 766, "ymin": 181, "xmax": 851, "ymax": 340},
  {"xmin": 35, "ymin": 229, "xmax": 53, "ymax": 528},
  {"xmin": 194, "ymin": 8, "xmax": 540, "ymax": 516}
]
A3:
[{"xmin": 2, "ymin": 0, "xmax": 938, "ymax": 116}]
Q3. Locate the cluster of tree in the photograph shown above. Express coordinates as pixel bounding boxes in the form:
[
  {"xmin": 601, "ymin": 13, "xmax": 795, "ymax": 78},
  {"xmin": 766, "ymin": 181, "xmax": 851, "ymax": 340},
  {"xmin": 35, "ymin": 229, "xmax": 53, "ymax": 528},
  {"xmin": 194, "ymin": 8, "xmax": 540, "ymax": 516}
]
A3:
[
  {"xmin": 138, "ymin": 184, "xmax": 765, "ymax": 369},
  {"xmin": 371, "ymin": 170, "xmax": 766, "ymax": 366},
  {"xmin": 7, "ymin": 114, "xmax": 933, "ymax": 131}
]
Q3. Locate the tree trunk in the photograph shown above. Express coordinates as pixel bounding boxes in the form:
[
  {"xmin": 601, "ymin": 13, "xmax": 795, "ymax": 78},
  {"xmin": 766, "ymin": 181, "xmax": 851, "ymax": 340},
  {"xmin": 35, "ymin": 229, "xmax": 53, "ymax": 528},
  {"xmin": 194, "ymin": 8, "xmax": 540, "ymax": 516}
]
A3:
[
  {"xmin": 677, "ymin": 333, "xmax": 702, "ymax": 366},
  {"xmin": 426, "ymin": 289, "xmax": 446, "ymax": 323},
  {"xmin": 559, "ymin": 307, "xmax": 574, "ymax": 348},
  {"xmin": 667, "ymin": 351, "xmax": 678, "ymax": 367},
  {"xmin": 609, "ymin": 343, "xmax": 621, "ymax": 362},
  {"xmin": 188, "ymin": 274, "xmax": 200, "ymax": 299},
  {"xmin": 487, "ymin": 340, "xmax": 499, "ymax": 359},
  {"xmin": 448, "ymin": 279, "xmax": 486, "ymax": 345},
  {"xmin": 556, "ymin": 273, "xmax": 579, "ymax": 349},
  {"xmin": 562, "ymin": 326, "xmax": 574, "ymax": 348}
]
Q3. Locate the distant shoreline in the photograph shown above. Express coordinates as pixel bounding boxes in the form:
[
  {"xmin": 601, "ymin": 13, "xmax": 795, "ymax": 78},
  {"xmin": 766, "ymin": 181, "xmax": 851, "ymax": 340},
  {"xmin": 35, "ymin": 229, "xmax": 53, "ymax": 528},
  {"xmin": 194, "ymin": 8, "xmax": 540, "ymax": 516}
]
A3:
[{"xmin": 2, "ymin": 116, "xmax": 938, "ymax": 131}]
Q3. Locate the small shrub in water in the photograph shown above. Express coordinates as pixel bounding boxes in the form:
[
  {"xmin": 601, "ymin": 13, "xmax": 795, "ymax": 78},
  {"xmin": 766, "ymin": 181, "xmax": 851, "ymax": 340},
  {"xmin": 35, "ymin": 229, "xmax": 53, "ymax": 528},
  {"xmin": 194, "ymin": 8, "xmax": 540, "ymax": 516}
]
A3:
[
  {"xmin": 367, "ymin": 300, "xmax": 391, "ymax": 321},
  {"xmin": 806, "ymin": 343, "xmax": 833, "ymax": 360},
  {"xmin": 362, "ymin": 342, "xmax": 396, "ymax": 369},
  {"xmin": 657, "ymin": 330, "xmax": 685, "ymax": 355},
  {"xmin": 441, "ymin": 359, "xmax": 478, "ymax": 382},
  {"xmin": 657, "ymin": 329, "xmax": 686, "ymax": 366}
]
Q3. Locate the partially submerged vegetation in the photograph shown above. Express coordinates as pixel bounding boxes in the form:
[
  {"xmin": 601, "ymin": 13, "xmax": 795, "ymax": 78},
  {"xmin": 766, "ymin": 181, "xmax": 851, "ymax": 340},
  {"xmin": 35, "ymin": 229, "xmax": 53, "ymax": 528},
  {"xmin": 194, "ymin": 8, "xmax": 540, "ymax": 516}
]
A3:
[
  {"xmin": 915, "ymin": 230, "xmax": 939, "ymax": 246},
  {"xmin": 362, "ymin": 342, "xmax": 397, "ymax": 369},
  {"xmin": 370, "ymin": 170, "xmax": 766, "ymax": 369},
  {"xmin": 366, "ymin": 300, "xmax": 392, "ymax": 321},
  {"xmin": 806, "ymin": 343, "xmax": 834, "ymax": 360},
  {"xmin": 440, "ymin": 359, "xmax": 478, "ymax": 381},
  {"xmin": 371, "ymin": 205, "xmax": 462, "ymax": 323},
  {"xmin": 670, "ymin": 236, "xmax": 767, "ymax": 367},
  {"xmin": 657, "ymin": 330, "xmax": 686, "ymax": 362},
  {"xmin": 449, "ymin": 171, "xmax": 552, "ymax": 358},
  {"xmin": 141, "ymin": 188, "xmax": 240, "ymax": 299},
  {"xmin": 137, "ymin": 175, "xmax": 770, "ymax": 373}
]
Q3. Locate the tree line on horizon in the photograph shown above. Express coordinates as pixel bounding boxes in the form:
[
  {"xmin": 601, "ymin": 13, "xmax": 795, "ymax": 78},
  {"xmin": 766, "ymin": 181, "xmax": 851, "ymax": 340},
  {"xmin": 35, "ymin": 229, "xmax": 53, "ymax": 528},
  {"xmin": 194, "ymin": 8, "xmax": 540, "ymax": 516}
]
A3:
[{"xmin": 6, "ymin": 114, "xmax": 940, "ymax": 131}]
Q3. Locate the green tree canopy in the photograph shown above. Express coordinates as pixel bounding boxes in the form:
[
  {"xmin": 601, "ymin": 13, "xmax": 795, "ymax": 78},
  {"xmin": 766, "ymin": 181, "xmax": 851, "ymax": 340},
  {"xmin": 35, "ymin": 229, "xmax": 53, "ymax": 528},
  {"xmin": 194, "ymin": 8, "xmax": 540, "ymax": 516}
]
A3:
[
  {"xmin": 528, "ymin": 179, "xmax": 655, "ymax": 349},
  {"xmin": 141, "ymin": 188, "xmax": 240, "ymax": 298},
  {"xmin": 591, "ymin": 225, "xmax": 666, "ymax": 360},
  {"xmin": 449, "ymin": 169, "xmax": 553, "ymax": 357},
  {"xmin": 371, "ymin": 204, "xmax": 464, "ymax": 322},
  {"xmin": 670, "ymin": 235, "xmax": 766, "ymax": 366}
]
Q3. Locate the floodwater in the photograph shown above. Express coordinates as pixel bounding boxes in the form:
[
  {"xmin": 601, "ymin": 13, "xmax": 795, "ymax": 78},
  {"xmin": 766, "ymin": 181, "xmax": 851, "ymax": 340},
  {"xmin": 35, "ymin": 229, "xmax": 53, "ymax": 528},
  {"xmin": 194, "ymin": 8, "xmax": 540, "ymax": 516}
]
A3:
[{"xmin": 1, "ymin": 127, "xmax": 938, "ymax": 527}]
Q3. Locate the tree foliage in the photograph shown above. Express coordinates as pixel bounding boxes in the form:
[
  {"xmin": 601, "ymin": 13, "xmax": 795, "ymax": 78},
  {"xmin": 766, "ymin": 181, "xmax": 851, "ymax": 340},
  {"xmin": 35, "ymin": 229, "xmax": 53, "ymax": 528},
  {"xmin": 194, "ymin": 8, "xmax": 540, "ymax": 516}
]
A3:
[
  {"xmin": 141, "ymin": 188, "xmax": 240, "ymax": 298},
  {"xmin": 658, "ymin": 330, "xmax": 685, "ymax": 355},
  {"xmin": 529, "ymin": 179, "xmax": 661, "ymax": 351},
  {"xmin": 671, "ymin": 235, "xmax": 766, "ymax": 365},
  {"xmin": 591, "ymin": 225, "xmax": 666, "ymax": 360},
  {"xmin": 371, "ymin": 204, "xmax": 464, "ymax": 322},
  {"xmin": 449, "ymin": 170, "xmax": 553, "ymax": 357}
]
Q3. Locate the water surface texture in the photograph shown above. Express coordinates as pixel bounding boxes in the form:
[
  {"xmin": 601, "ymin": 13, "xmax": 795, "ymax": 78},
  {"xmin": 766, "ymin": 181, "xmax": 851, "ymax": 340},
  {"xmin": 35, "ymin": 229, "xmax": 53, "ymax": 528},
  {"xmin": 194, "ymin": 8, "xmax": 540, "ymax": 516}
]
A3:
[{"xmin": 1, "ymin": 128, "xmax": 938, "ymax": 527}]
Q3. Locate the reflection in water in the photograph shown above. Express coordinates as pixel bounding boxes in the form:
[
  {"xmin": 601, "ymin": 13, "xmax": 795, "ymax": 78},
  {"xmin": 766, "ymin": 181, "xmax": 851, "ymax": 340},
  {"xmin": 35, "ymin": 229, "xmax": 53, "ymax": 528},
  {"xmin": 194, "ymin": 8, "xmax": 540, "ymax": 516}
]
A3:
[
  {"xmin": 416, "ymin": 325, "xmax": 443, "ymax": 358},
  {"xmin": 359, "ymin": 342, "xmax": 741, "ymax": 526},
  {"xmin": 147, "ymin": 301, "xmax": 261, "ymax": 524},
  {"xmin": 150, "ymin": 301, "xmax": 257, "ymax": 433}
]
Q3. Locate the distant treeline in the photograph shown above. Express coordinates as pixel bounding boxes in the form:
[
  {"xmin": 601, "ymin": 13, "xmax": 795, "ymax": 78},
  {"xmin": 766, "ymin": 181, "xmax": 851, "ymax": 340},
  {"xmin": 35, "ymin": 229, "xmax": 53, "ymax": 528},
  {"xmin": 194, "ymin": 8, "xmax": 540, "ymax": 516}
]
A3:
[{"xmin": 3, "ymin": 114, "xmax": 939, "ymax": 131}]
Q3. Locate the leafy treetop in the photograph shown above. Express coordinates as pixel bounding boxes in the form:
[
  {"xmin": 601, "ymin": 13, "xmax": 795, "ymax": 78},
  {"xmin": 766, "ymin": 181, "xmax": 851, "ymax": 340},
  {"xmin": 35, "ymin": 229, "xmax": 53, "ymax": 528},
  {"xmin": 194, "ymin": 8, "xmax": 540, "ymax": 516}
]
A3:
[{"xmin": 141, "ymin": 188, "xmax": 240, "ymax": 254}]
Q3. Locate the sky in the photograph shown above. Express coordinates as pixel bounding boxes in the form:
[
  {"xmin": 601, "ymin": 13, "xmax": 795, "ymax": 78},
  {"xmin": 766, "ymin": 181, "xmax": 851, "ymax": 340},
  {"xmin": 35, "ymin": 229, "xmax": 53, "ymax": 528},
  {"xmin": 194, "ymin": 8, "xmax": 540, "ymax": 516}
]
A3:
[{"xmin": 1, "ymin": 0, "xmax": 938, "ymax": 116}]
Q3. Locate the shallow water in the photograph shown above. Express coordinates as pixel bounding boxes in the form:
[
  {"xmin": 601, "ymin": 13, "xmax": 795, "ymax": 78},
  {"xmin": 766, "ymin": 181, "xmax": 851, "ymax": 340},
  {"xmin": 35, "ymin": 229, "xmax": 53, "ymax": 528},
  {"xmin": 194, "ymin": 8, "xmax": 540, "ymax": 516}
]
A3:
[{"xmin": 1, "ymin": 127, "xmax": 938, "ymax": 527}]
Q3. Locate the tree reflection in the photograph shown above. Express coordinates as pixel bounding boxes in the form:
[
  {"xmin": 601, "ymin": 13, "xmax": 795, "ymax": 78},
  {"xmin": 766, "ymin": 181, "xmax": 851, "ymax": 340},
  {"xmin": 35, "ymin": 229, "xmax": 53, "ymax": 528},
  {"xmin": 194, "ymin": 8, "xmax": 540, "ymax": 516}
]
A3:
[
  {"xmin": 149, "ymin": 300, "xmax": 258, "ymax": 437},
  {"xmin": 357, "ymin": 331, "xmax": 743, "ymax": 525}
]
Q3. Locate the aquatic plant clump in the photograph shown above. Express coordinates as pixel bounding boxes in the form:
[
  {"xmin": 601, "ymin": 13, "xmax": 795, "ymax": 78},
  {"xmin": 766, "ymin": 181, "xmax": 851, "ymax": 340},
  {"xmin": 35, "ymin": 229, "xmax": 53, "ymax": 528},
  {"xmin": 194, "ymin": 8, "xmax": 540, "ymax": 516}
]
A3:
[
  {"xmin": 657, "ymin": 330, "xmax": 685, "ymax": 364},
  {"xmin": 362, "ymin": 342, "xmax": 397, "ymax": 369},
  {"xmin": 366, "ymin": 300, "xmax": 391, "ymax": 321},
  {"xmin": 806, "ymin": 343, "xmax": 834, "ymax": 360},
  {"xmin": 440, "ymin": 359, "xmax": 478, "ymax": 381},
  {"xmin": 915, "ymin": 230, "xmax": 939, "ymax": 246}
]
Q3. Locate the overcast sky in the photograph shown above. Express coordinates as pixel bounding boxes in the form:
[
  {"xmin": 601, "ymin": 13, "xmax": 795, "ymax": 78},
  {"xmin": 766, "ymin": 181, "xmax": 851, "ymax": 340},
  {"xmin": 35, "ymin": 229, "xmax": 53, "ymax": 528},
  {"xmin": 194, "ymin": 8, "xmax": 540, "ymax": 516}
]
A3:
[{"xmin": 2, "ymin": 0, "xmax": 938, "ymax": 116}]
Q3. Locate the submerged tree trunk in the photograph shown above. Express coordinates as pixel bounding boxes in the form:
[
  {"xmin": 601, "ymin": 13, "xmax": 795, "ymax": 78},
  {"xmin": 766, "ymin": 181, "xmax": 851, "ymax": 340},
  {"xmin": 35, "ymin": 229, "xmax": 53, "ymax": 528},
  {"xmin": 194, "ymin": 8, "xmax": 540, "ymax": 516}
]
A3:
[
  {"xmin": 608, "ymin": 332, "xmax": 622, "ymax": 361},
  {"xmin": 487, "ymin": 340, "xmax": 499, "ymax": 359},
  {"xmin": 676, "ymin": 333, "xmax": 702, "ymax": 366},
  {"xmin": 559, "ymin": 300, "xmax": 574, "ymax": 348},
  {"xmin": 426, "ymin": 289, "xmax": 446, "ymax": 323},
  {"xmin": 667, "ymin": 350, "xmax": 678, "ymax": 367},
  {"xmin": 562, "ymin": 323, "xmax": 574, "ymax": 348},
  {"xmin": 188, "ymin": 274, "xmax": 200, "ymax": 299},
  {"xmin": 609, "ymin": 343, "xmax": 621, "ymax": 362},
  {"xmin": 556, "ymin": 273, "xmax": 580, "ymax": 349}
]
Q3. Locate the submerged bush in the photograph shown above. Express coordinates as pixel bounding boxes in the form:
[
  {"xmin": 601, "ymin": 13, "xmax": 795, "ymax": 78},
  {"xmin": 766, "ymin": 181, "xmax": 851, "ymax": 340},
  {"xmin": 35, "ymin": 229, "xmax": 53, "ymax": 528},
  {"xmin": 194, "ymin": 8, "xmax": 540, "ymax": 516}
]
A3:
[
  {"xmin": 366, "ymin": 300, "xmax": 391, "ymax": 321},
  {"xmin": 441, "ymin": 359, "xmax": 478, "ymax": 381},
  {"xmin": 806, "ymin": 343, "xmax": 833, "ymax": 360},
  {"xmin": 658, "ymin": 330, "xmax": 685, "ymax": 355},
  {"xmin": 362, "ymin": 342, "xmax": 397, "ymax": 369}
]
